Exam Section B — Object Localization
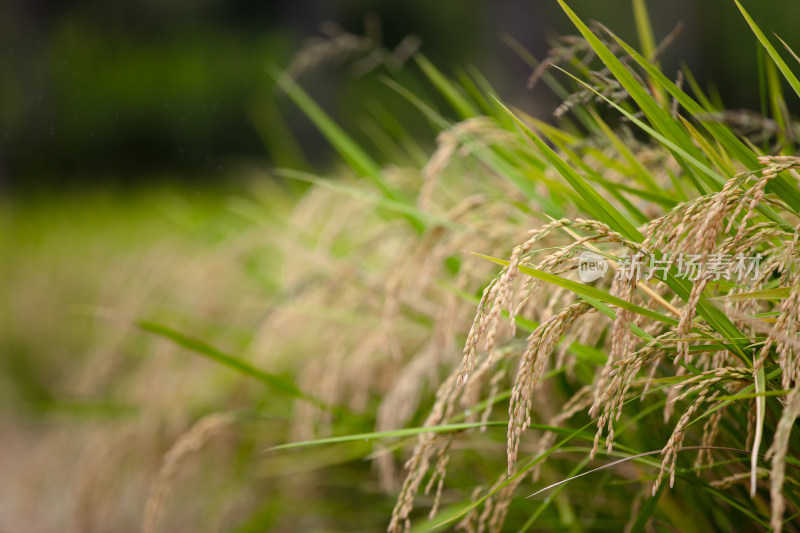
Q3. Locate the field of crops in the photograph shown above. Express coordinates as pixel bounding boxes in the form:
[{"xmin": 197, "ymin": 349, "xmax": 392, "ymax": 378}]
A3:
[{"xmin": 3, "ymin": 2, "xmax": 800, "ymax": 532}]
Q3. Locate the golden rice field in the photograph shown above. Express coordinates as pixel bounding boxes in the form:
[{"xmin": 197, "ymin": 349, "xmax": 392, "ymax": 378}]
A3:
[{"xmin": 3, "ymin": 1, "xmax": 800, "ymax": 532}]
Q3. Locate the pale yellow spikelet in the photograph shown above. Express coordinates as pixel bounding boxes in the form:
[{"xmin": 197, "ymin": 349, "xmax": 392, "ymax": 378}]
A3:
[
  {"xmin": 673, "ymin": 179, "xmax": 739, "ymax": 364},
  {"xmin": 695, "ymin": 406, "xmax": 725, "ymax": 470},
  {"xmin": 390, "ymin": 344, "xmax": 516, "ymax": 531},
  {"xmin": 532, "ymin": 385, "xmax": 593, "ymax": 481},
  {"xmin": 458, "ymin": 280, "xmax": 499, "ymax": 387},
  {"xmin": 458, "ymin": 218, "xmax": 571, "ymax": 386},
  {"xmin": 142, "ymin": 412, "xmax": 234, "ymax": 533},
  {"xmin": 507, "ymin": 302, "xmax": 591, "ymax": 473},
  {"xmin": 388, "ymin": 433, "xmax": 449, "ymax": 533},
  {"xmin": 418, "ymin": 118, "xmax": 516, "ymax": 211},
  {"xmin": 479, "ymin": 367, "xmax": 507, "ymax": 431},
  {"xmin": 765, "ymin": 386, "xmax": 800, "ymax": 533},
  {"xmin": 418, "ymin": 130, "xmax": 459, "ymax": 211},
  {"xmin": 484, "ymin": 480, "xmax": 521, "ymax": 533},
  {"xmin": 455, "ymin": 486, "xmax": 484, "ymax": 533},
  {"xmin": 653, "ymin": 388, "xmax": 714, "ymax": 495},
  {"xmin": 592, "ymin": 334, "xmax": 676, "ymax": 458},
  {"xmin": 710, "ymin": 469, "xmax": 769, "ymax": 490},
  {"xmin": 425, "ymin": 438, "xmax": 453, "ymax": 519},
  {"xmin": 590, "ymin": 276, "xmax": 637, "ymax": 422},
  {"xmin": 286, "ymin": 23, "xmax": 373, "ymax": 79},
  {"xmin": 655, "ymin": 368, "xmax": 752, "ymax": 494}
]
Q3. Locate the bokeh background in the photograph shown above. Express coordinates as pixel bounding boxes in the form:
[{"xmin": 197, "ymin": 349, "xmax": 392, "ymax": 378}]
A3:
[
  {"xmin": 3, "ymin": 1, "xmax": 800, "ymax": 531},
  {"xmin": 3, "ymin": 0, "xmax": 800, "ymax": 194}
]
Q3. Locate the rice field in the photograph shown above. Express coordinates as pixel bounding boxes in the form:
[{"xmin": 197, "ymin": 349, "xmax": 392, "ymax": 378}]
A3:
[{"xmin": 3, "ymin": 1, "xmax": 800, "ymax": 532}]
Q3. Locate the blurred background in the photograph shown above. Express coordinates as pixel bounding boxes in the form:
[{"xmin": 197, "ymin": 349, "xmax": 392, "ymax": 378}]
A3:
[
  {"xmin": 3, "ymin": 0, "xmax": 800, "ymax": 195},
  {"xmin": 3, "ymin": 1, "xmax": 800, "ymax": 531}
]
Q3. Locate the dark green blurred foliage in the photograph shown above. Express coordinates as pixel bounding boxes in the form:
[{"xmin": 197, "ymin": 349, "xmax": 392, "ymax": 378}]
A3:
[
  {"xmin": 1, "ymin": 0, "xmax": 799, "ymax": 191},
  {"xmin": 1, "ymin": 1, "xmax": 295, "ymax": 187},
  {"xmin": 0, "ymin": 0, "xmax": 485, "ymax": 190}
]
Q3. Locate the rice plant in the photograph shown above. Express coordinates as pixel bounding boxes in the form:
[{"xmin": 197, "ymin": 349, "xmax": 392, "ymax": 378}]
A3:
[
  {"xmin": 4, "ymin": 1, "xmax": 800, "ymax": 532},
  {"xmin": 266, "ymin": 1, "xmax": 800, "ymax": 531}
]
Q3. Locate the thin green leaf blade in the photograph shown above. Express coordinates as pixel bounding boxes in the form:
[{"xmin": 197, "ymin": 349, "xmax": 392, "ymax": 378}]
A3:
[
  {"xmin": 734, "ymin": 0, "xmax": 800, "ymax": 100},
  {"xmin": 138, "ymin": 320, "xmax": 318, "ymax": 405},
  {"xmin": 415, "ymin": 54, "xmax": 480, "ymax": 119},
  {"xmin": 472, "ymin": 252, "xmax": 678, "ymax": 327},
  {"xmin": 270, "ymin": 67, "xmax": 381, "ymax": 178},
  {"xmin": 494, "ymin": 98, "xmax": 643, "ymax": 242}
]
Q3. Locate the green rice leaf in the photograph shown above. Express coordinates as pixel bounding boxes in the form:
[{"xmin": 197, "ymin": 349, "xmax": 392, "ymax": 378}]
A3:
[
  {"xmin": 632, "ymin": 0, "xmax": 657, "ymax": 61},
  {"xmin": 271, "ymin": 67, "xmax": 426, "ymax": 232},
  {"xmin": 495, "ymin": 98, "xmax": 643, "ymax": 241},
  {"xmin": 776, "ymin": 34, "xmax": 800, "ymax": 66},
  {"xmin": 554, "ymin": 64, "xmax": 794, "ymax": 232},
  {"xmin": 471, "ymin": 253, "xmax": 679, "ymax": 327},
  {"xmin": 415, "ymin": 54, "xmax": 480, "ymax": 119},
  {"xmin": 714, "ymin": 287, "xmax": 790, "ymax": 301},
  {"xmin": 276, "ymin": 168, "xmax": 458, "ymax": 231},
  {"xmin": 270, "ymin": 67, "xmax": 381, "ymax": 178},
  {"xmin": 556, "ymin": 0, "xmax": 718, "ymax": 193},
  {"xmin": 588, "ymin": 109, "xmax": 663, "ymax": 193},
  {"xmin": 734, "ymin": 0, "xmax": 800, "ymax": 100},
  {"xmin": 608, "ymin": 29, "xmax": 800, "ymax": 211},
  {"xmin": 267, "ymin": 421, "xmax": 582, "ymax": 452},
  {"xmin": 138, "ymin": 320, "xmax": 321, "ymax": 406}
]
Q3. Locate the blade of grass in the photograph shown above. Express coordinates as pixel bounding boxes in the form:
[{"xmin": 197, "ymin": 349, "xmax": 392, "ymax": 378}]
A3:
[
  {"xmin": 472, "ymin": 252, "xmax": 679, "ymax": 327},
  {"xmin": 556, "ymin": 0, "xmax": 719, "ymax": 194},
  {"xmin": 454, "ymin": 67, "xmax": 498, "ymax": 118},
  {"xmin": 380, "ymin": 76, "xmax": 452, "ymax": 130},
  {"xmin": 777, "ymin": 34, "xmax": 800, "ymax": 66},
  {"xmin": 589, "ymin": 109, "xmax": 664, "ymax": 193},
  {"xmin": 526, "ymin": 447, "xmax": 749, "ymax": 499},
  {"xmin": 713, "ymin": 389, "xmax": 790, "ymax": 402},
  {"xmin": 415, "ymin": 54, "xmax": 480, "ymax": 119},
  {"xmin": 276, "ymin": 168, "xmax": 459, "ymax": 231},
  {"xmin": 364, "ymin": 100, "xmax": 429, "ymax": 166},
  {"xmin": 734, "ymin": 0, "xmax": 800, "ymax": 100},
  {"xmin": 632, "ymin": 0, "xmax": 666, "ymax": 104},
  {"xmin": 249, "ymin": 94, "xmax": 310, "ymax": 171},
  {"xmin": 267, "ymin": 421, "xmax": 588, "ymax": 452},
  {"xmin": 516, "ymin": 108, "xmax": 675, "ymax": 206},
  {"xmin": 714, "ymin": 287, "xmax": 790, "ymax": 301},
  {"xmin": 683, "ymin": 475, "xmax": 771, "ymax": 527},
  {"xmin": 271, "ymin": 66, "xmax": 426, "ymax": 232},
  {"xmin": 138, "ymin": 320, "xmax": 325, "ymax": 408},
  {"xmin": 519, "ymin": 455, "xmax": 592, "ymax": 531},
  {"xmin": 604, "ymin": 26, "xmax": 800, "ymax": 211},
  {"xmin": 632, "ymin": 0, "xmax": 656, "ymax": 60},
  {"xmin": 270, "ymin": 67, "xmax": 380, "ymax": 178},
  {"xmin": 553, "ymin": 63, "xmax": 794, "ymax": 232},
  {"xmin": 465, "ymin": 65, "xmax": 520, "ymax": 129},
  {"xmin": 517, "ymin": 115, "xmax": 650, "ymax": 223},
  {"xmin": 495, "ymin": 98, "xmax": 643, "ymax": 241},
  {"xmin": 765, "ymin": 58, "xmax": 792, "ymax": 151},
  {"xmin": 383, "ymin": 77, "xmax": 559, "ymax": 207},
  {"xmin": 681, "ymin": 62, "xmax": 718, "ymax": 112}
]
